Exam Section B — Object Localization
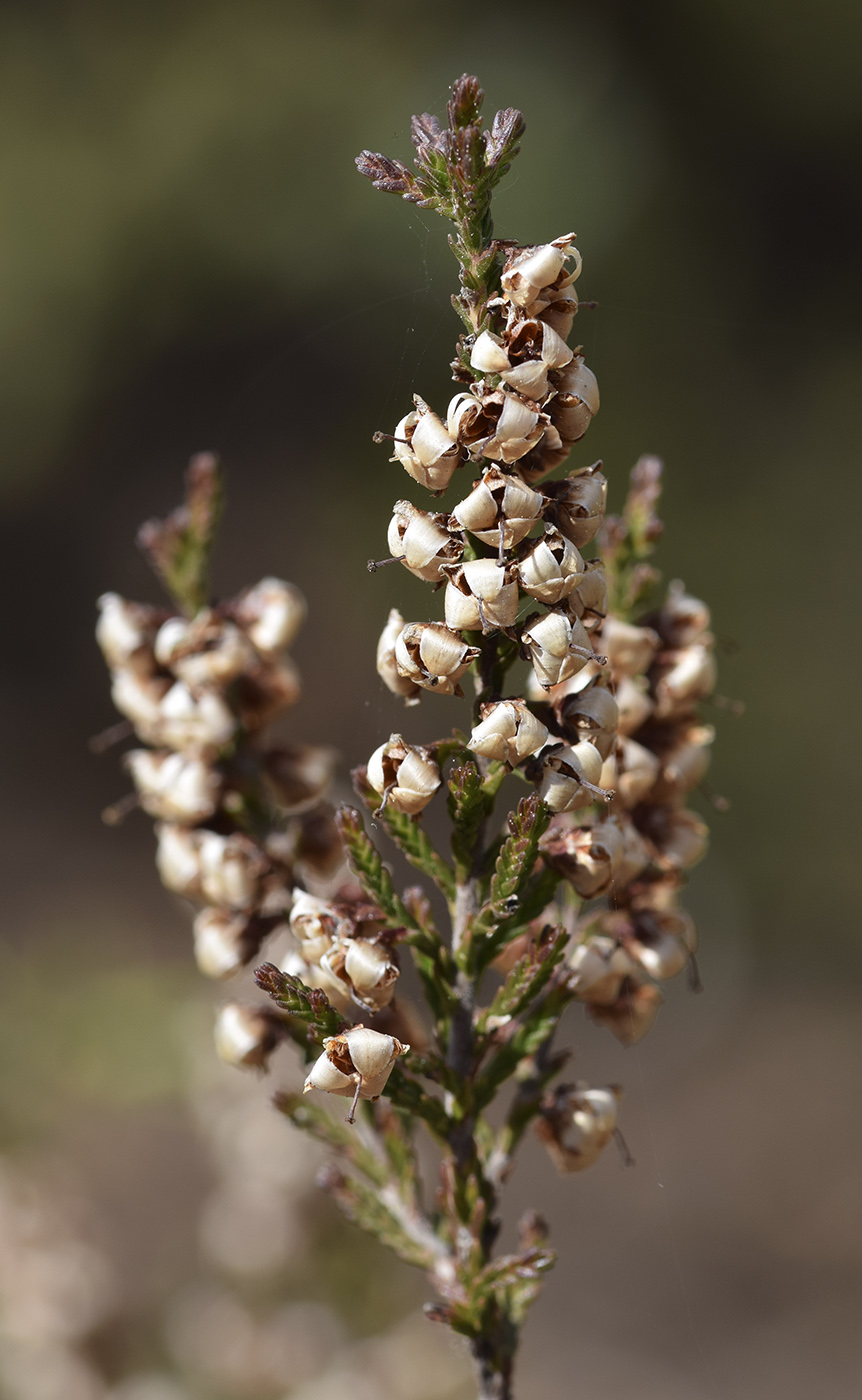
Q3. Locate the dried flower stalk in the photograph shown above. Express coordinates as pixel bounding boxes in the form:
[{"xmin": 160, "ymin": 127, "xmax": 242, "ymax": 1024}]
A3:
[{"xmin": 96, "ymin": 77, "xmax": 720, "ymax": 1400}]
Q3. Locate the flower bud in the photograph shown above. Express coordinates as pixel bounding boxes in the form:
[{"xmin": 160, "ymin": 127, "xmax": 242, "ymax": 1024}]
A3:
[
  {"xmin": 599, "ymin": 617, "xmax": 660, "ymax": 678},
  {"xmin": 451, "ymin": 466, "xmax": 544, "ymax": 550},
  {"xmin": 376, "ymin": 608, "xmax": 421, "ymax": 704},
  {"xmin": 197, "ymin": 830, "xmax": 268, "ymax": 909},
  {"xmin": 193, "ymin": 908, "xmax": 260, "ymax": 979},
  {"xmin": 516, "ymin": 528, "xmax": 585, "ymax": 604},
  {"xmin": 367, "ymin": 733, "xmax": 441, "ymax": 815},
  {"xmin": 587, "ymin": 980, "xmax": 663, "ymax": 1045},
  {"xmin": 155, "ymin": 610, "xmax": 257, "ymax": 690},
  {"xmin": 653, "ymin": 580, "xmax": 711, "ymax": 648},
  {"xmin": 569, "ymin": 935, "xmax": 638, "ymax": 1004},
  {"xmin": 96, "ymin": 594, "xmax": 161, "ymax": 672},
  {"xmin": 443, "ymin": 559, "xmax": 519, "ymax": 632},
  {"xmin": 110, "ymin": 668, "xmax": 172, "ymax": 742},
  {"xmin": 501, "ymin": 234, "xmax": 581, "ymax": 309},
  {"xmin": 614, "ymin": 737, "xmax": 661, "ymax": 807},
  {"xmin": 522, "ymin": 610, "xmax": 598, "ymax": 690},
  {"xmin": 548, "ymin": 357, "xmax": 600, "ymax": 444},
  {"xmin": 536, "ymin": 1084, "xmax": 621, "ymax": 1173},
  {"xmin": 387, "ymin": 501, "xmax": 463, "ymax": 583},
  {"xmin": 289, "ymin": 891, "xmax": 341, "ymax": 965},
  {"xmin": 157, "ymin": 681, "xmax": 237, "ymax": 751},
  {"xmin": 125, "ymin": 749, "xmax": 221, "ymax": 824},
  {"xmin": 214, "ymin": 1002, "xmax": 284, "ymax": 1069},
  {"xmin": 556, "ymin": 682, "xmax": 619, "ymax": 758},
  {"xmin": 542, "ymin": 464, "xmax": 607, "ymax": 547},
  {"xmin": 394, "ymin": 623, "xmax": 480, "ymax": 697},
  {"xmin": 568, "ymin": 561, "xmax": 608, "ymax": 625},
  {"xmin": 392, "ymin": 399, "xmax": 460, "ymax": 493},
  {"xmin": 231, "ymin": 577, "xmax": 307, "ymax": 652},
  {"xmin": 652, "ymin": 643, "xmax": 717, "ymax": 719},
  {"xmin": 468, "ymin": 699, "xmax": 549, "ymax": 767},
  {"xmin": 536, "ymin": 739, "xmax": 604, "ymax": 813},
  {"xmin": 614, "ymin": 675, "xmax": 653, "ymax": 735},
  {"xmin": 263, "ymin": 744, "xmax": 336, "ymax": 814},
  {"xmin": 155, "ymin": 822, "xmax": 203, "ymax": 897},
  {"xmin": 322, "ymin": 937, "xmax": 399, "ymax": 1012}
]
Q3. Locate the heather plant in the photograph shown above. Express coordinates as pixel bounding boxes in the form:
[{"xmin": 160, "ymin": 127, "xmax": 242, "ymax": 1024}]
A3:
[{"xmin": 97, "ymin": 76, "xmax": 718, "ymax": 1400}]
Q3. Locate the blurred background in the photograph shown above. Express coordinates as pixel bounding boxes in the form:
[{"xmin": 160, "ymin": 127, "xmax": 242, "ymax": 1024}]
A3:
[{"xmin": 1, "ymin": 1, "xmax": 861, "ymax": 1396}]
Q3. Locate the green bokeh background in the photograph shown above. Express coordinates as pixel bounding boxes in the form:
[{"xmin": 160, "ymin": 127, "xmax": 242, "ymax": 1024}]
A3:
[{"xmin": 1, "ymin": 1, "xmax": 860, "ymax": 1394}]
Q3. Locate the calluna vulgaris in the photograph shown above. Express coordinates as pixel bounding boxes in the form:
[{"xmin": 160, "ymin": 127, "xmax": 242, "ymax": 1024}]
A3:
[{"xmin": 96, "ymin": 76, "xmax": 719, "ymax": 1400}]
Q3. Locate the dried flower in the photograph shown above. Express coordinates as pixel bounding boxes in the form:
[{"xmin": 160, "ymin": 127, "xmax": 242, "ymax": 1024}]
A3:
[
  {"xmin": 392, "ymin": 397, "xmax": 461, "ymax": 492},
  {"xmin": 443, "ymin": 558, "xmax": 519, "ymax": 632},
  {"xmin": 450, "ymin": 465, "xmax": 544, "ymax": 548},
  {"xmin": 516, "ymin": 527, "xmax": 585, "ymax": 604},
  {"xmin": 366, "ymin": 734, "xmax": 441, "ymax": 815},
  {"xmin": 542, "ymin": 464, "xmax": 607, "ymax": 547},
  {"xmin": 229, "ymin": 576, "xmax": 307, "ymax": 652},
  {"xmin": 536, "ymin": 1084, "xmax": 621, "ymax": 1174},
  {"xmin": 394, "ymin": 622, "xmax": 480, "ymax": 696},
  {"xmin": 376, "ymin": 607, "xmax": 422, "ymax": 704},
  {"xmin": 536, "ymin": 740, "xmax": 606, "ymax": 812},
  {"xmin": 386, "ymin": 500, "xmax": 463, "ymax": 582},
  {"xmin": 214, "ymin": 1002, "xmax": 285, "ymax": 1069},
  {"xmin": 467, "ymin": 699, "xmax": 549, "ymax": 766},
  {"xmin": 125, "ymin": 749, "xmax": 221, "ymax": 823},
  {"xmin": 522, "ymin": 609, "xmax": 598, "ymax": 690}
]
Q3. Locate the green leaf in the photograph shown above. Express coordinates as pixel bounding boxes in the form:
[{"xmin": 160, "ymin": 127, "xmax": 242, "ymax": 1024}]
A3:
[
  {"xmin": 474, "ymin": 985, "xmax": 570, "ymax": 1112},
  {"xmin": 253, "ymin": 963, "xmax": 345, "ymax": 1046},
  {"xmin": 137, "ymin": 453, "xmax": 223, "ymax": 616},
  {"xmin": 317, "ymin": 1162, "xmax": 437, "ymax": 1271},
  {"xmin": 274, "ymin": 1092, "xmax": 388, "ymax": 1187},
  {"xmin": 469, "ymin": 795, "xmax": 553, "ymax": 970},
  {"xmin": 353, "ymin": 768, "xmax": 455, "ymax": 902},
  {"xmin": 385, "ymin": 1066, "xmax": 450, "ymax": 1142},
  {"xmin": 335, "ymin": 806, "xmax": 416, "ymax": 934},
  {"xmin": 447, "ymin": 760, "xmax": 489, "ymax": 881},
  {"xmin": 477, "ymin": 925, "xmax": 569, "ymax": 1034}
]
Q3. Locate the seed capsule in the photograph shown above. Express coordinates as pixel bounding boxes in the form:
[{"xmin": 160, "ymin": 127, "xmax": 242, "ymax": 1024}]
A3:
[
  {"xmin": 625, "ymin": 906, "xmax": 696, "ymax": 982},
  {"xmin": 304, "ymin": 1026, "xmax": 409, "ymax": 1118},
  {"xmin": 501, "ymin": 234, "xmax": 581, "ymax": 310},
  {"xmin": 652, "ymin": 643, "xmax": 717, "ymax": 719},
  {"xmin": 516, "ymin": 528, "xmax": 585, "ymax": 604},
  {"xmin": 125, "ymin": 749, "xmax": 221, "ymax": 823},
  {"xmin": 536, "ymin": 739, "xmax": 605, "ymax": 813},
  {"xmin": 536, "ymin": 1084, "xmax": 621, "ymax": 1174},
  {"xmin": 614, "ymin": 675, "xmax": 653, "ymax": 735},
  {"xmin": 386, "ymin": 501, "xmax": 463, "ymax": 583},
  {"xmin": 96, "ymin": 594, "xmax": 161, "ymax": 673},
  {"xmin": 542, "ymin": 465, "xmax": 607, "ymax": 547},
  {"xmin": 569, "ymin": 935, "xmax": 638, "ymax": 1004},
  {"xmin": 556, "ymin": 682, "xmax": 619, "ymax": 758},
  {"xmin": 234, "ymin": 656, "xmax": 301, "ymax": 731},
  {"xmin": 110, "ymin": 669, "xmax": 172, "ymax": 743},
  {"xmin": 214, "ymin": 1002, "xmax": 284, "ymax": 1069},
  {"xmin": 641, "ymin": 806, "xmax": 709, "ymax": 870},
  {"xmin": 322, "ymin": 937, "xmax": 399, "ymax": 1012},
  {"xmin": 157, "ymin": 680, "xmax": 237, "ymax": 751},
  {"xmin": 548, "ymin": 357, "xmax": 600, "ymax": 444},
  {"xmin": 263, "ymin": 744, "xmax": 336, "ymax": 814},
  {"xmin": 469, "ymin": 329, "xmax": 511, "ymax": 374},
  {"xmin": 523, "ymin": 610, "xmax": 598, "ymax": 690},
  {"xmin": 155, "ymin": 823, "xmax": 203, "ymax": 897},
  {"xmin": 289, "ymin": 891, "xmax": 341, "ymax": 965},
  {"xmin": 443, "ymin": 559, "xmax": 519, "ymax": 632},
  {"xmin": 587, "ymin": 980, "xmax": 663, "ymax": 1045},
  {"xmin": 614, "ymin": 737, "xmax": 661, "ymax": 807},
  {"xmin": 653, "ymin": 580, "xmax": 712, "ymax": 648},
  {"xmin": 394, "ymin": 622, "xmax": 480, "ymax": 697},
  {"xmin": 568, "ymin": 561, "xmax": 608, "ymax": 625},
  {"xmin": 467, "ymin": 699, "xmax": 549, "ymax": 766},
  {"xmin": 155, "ymin": 610, "xmax": 257, "ymax": 690},
  {"xmin": 451, "ymin": 466, "xmax": 544, "ymax": 549},
  {"xmin": 193, "ymin": 908, "xmax": 259, "ymax": 979},
  {"xmin": 599, "ymin": 617, "xmax": 660, "ymax": 679},
  {"xmin": 376, "ymin": 608, "xmax": 421, "ymax": 705},
  {"xmin": 449, "ymin": 390, "xmax": 546, "ymax": 465},
  {"xmin": 367, "ymin": 734, "xmax": 441, "ymax": 815},
  {"xmin": 651, "ymin": 723, "xmax": 714, "ymax": 802},
  {"xmin": 392, "ymin": 398, "xmax": 461, "ymax": 493},
  {"xmin": 230, "ymin": 577, "xmax": 307, "ymax": 653},
  {"xmin": 198, "ymin": 830, "xmax": 268, "ymax": 909}
]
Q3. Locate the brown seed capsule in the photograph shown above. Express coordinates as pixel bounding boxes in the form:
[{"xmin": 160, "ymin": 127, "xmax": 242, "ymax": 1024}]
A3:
[
  {"xmin": 568, "ymin": 560, "xmax": 608, "ymax": 626},
  {"xmin": 376, "ymin": 608, "xmax": 422, "ymax": 705},
  {"xmin": 392, "ymin": 397, "xmax": 461, "ymax": 492},
  {"xmin": 125, "ymin": 749, "xmax": 221, "ymax": 824},
  {"xmin": 448, "ymin": 389, "xmax": 545, "ymax": 465},
  {"xmin": 322, "ymin": 936, "xmax": 399, "ymax": 1013},
  {"xmin": 599, "ymin": 617, "xmax": 660, "ymax": 679},
  {"xmin": 394, "ymin": 622, "xmax": 480, "ymax": 697},
  {"xmin": 556, "ymin": 681, "xmax": 619, "ymax": 758},
  {"xmin": 548, "ymin": 357, "xmax": 600, "ymax": 444},
  {"xmin": 451, "ymin": 466, "xmax": 545, "ymax": 549},
  {"xmin": 587, "ymin": 980, "xmax": 663, "ymax": 1045},
  {"xmin": 234, "ymin": 655, "xmax": 302, "ymax": 731},
  {"xmin": 652, "ymin": 643, "xmax": 717, "ymax": 719},
  {"xmin": 263, "ymin": 744, "xmax": 336, "ymax": 814},
  {"xmin": 542, "ymin": 465, "xmax": 607, "ymax": 548},
  {"xmin": 443, "ymin": 559, "xmax": 519, "ymax": 632},
  {"xmin": 523, "ymin": 610, "xmax": 598, "ymax": 690},
  {"xmin": 386, "ymin": 501, "xmax": 463, "ymax": 583},
  {"xmin": 214, "ymin": 1002, "xmax": 285, "ymax": 1070},
  {"xmin": 366, "ymin": 733, "xmax": 441, "ymax": 815},
  {"xmin": 541, "ymin": 821, "xmax": 623, "ymax": 898},
  {"xmin": 568, "ymin": 935, "xmax": 639, "ymax": 1004},
  {"xmin": 535, "ymin": 1084, "xmax": 621, "ymax": 1174},
  {"xmin": 229, "ymin": 577, "xmax": 307, "ymax": 653},
  {"xmin": 516, "ymin": 528, "xmax": 585, "ymax": 605},
  {"xmin": 614, "ymin": 674, "xmax": 654, "ymax": 736},
  {"xmin": 467, "ymin": 699, "xmax": 549, "ymax": 766},
  {"xmin": 536, "ymin": 739, "xmax": 605, "ymax": 813},
  {"xmin": 624, "ymin": 906, "xmax": 696, "ymax": 982},
  {"xmin": 641, "ymin": 806, "xmax": 710, "ymax": 870}
]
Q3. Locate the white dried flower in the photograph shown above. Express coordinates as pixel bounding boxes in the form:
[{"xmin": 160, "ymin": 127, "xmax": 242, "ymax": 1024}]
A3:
[
  {"xmin": 599, "ymin": 617, "xmax": 660, "ymax": 678},
  {"xmin": 392, "ymin": 398, "xmax": 460, "ymax": 492},
  {"xmin": 652, "ymin": 643, "xmax": 717, "ymax": 718},
  {"xmin": 289, "ymin": 891, "xmax": 341, "ymax": 965},
  {"xmin": 543, "ymin": 815, "xmax": 650, "ymax": 897},
  {"xmin": 536, "ymin": 739, "xmax": 605, "ymax": 813},
  {"xmin": 614, "ymin": 737, "xmax": 661, "ymax": 808},
  {"xmin": 516, "ymin": 528, "xmax": 585, "ymax": 604},
  {"xmin": 386, "ymin": 500, "xmax": 463, "ymax": 583},
  {"xmin": 522, "ymin": 610, "xmax": 598, "ymax": 690},
  {"xmin": 537, "ymin": 1085, "xmax": 621, "ymax": 1174},
  {"xmin": 322, "ymin": 937, "xmax": 399, "ymax": 1013},
  {"xmin": 231, "ymin": 577, "xmax": 307, "ymax": 652},
  {"xmin": 451, "ymin": 467, "xmax": 544, "ymax": 549},
  {"xmin": 198, "ymin": 830, "xmax": 268, "ymax": 909},
  {"xmin": 157, "ymin": 680, "xmax": 237, "ymax": 751},
  {"xmin": 556, "ymin": 682, "xmax": 619, "ymax": 758},
  {"xmin": 376, "ymin": 607, "xmax": 421, "ymax": 704},
  {"xmin": 193, "ymin": 908, "xmax": 255, "ymax": 979},
  {"xmin": 548, "ymin": 357, "xmax": 600, "ymax": 444},
  {"xmin": 96, "ymin": 593, "xmax": 160, "ymax": 672},
  {"xmin": 542, "ymin": 464, "xmax": 607, "ymax": 548},
  {"xmin": 625, "ymin": 907, "xmax": 696, "ymax": 981},
  {"xmin": 443, "ymin": 559, "xmax": 519, "ymax": 632},
  {"xmin": 569, "ymin": 935, "xmax": 638, "ymax": 1005},
  {"xmin": 614, "ymin": 675, "xmax": 653, "ymax": 735},
  {"xmin": 568, "ymin": 560, "xmax": 608, "ymax": 624},
  {"xmin": 155, "ymin": 610, "xmax": 258, "ymax": 689},
  {"xmin": 647, "ymin": 807, "xmax": 710, "ymax": 870},
  {"xmin": 304, "ymin": 1026, "xmax": 409, "ymax": 1119},
  {"xmin": 467, "ymin": 699, "xmax": 549, "ymax": 766},
  {"xmin": 110, "ymin": 668, "xmax": 171, "ymax": 742},
  {"xmin": 469, "ymin": 329, "xmax": 511, "ymax": 374},
  {"xmin": 367, "ymin": 734, "xmax": 441, "ymax": 815},
  {"xmin": 155, "ymin": 822, "xmax": 203, "ymax": 897},
  {"xmin": 125, "ymin": 749, "xmax": 221, "ymax": 823},
  {"xmin": 214, "ymin": 1002, "xmax": 283, "ymax": 1069},
  {"xmin": 394, "ymin": 622, "xmax": 480, "ymax": 697},
  {"xmin": 501, "ymin": 234, "xmax": 581, "ymax": 310}
]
